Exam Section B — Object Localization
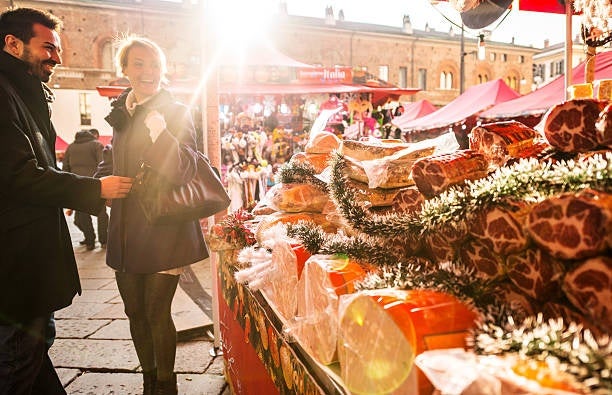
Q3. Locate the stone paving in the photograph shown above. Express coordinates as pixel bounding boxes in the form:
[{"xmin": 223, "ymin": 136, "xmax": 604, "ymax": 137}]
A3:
[{"xmin": 50, "ymin": 214, "xmax": 230, "ymax": 394}]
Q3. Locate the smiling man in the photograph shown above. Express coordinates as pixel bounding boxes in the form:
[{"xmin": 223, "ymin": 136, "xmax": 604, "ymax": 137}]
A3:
[{"xmin": 0, "ymin": 8, "xmax": 133, "ymax": 395}]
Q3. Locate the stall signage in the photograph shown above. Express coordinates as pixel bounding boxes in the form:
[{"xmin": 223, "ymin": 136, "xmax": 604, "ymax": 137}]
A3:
[{"xmin": 297, "ymin": 67, "xmax": 353, "ymax": 84}]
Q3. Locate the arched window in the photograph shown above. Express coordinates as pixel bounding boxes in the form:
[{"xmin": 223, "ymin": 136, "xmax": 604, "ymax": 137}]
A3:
[
  {"xmin": 101, "ymin": 40, "xmax": 114, "ymax": 71},
  {"xmin": 478, "ymin": 73, "xmax": 489, "ymax": 84},
  {"xmin": 439, "ymin": 71, "xmax": 453, "ymax": 90},
  {"xmin": 506, "ymin": 75, "xmax": 519, "ymax": 90}
]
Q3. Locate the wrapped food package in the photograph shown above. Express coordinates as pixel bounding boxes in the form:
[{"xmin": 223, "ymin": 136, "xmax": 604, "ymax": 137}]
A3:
[
  {"xmin": 341, "ymin": 138, "xmax": 413, "ymax": 161},
  {"xmin": 254, "ymin": 211, "xmax": 338, "ymax": 244},
  {"xmin": 305, "ymin": 130, "xmax": 341, "ymax": 154},
  {"xmin": 289, "ymin": 151, "xmax": 331, "ymax": 173},
  {"xmin": 345, "ymin": 145, "xmax": 436, "ymax": 189},
  {"xmin": 346, "ymin": 179, "xmax": 403, "ymax": 207},
  {"xmin": 294, "ymin": 255, "xmax": 366, "ymax": 365},
  {"xmin": 337, "ymin": 289, "xmax": 477, "ymax": 395},
  {"xmin": 264, "ymin": 182, "xmax": 329, "ymax": 213}
]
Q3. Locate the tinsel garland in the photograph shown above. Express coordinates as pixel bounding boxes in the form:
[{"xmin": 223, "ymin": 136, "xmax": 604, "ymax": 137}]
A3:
[
  {"xmin": 275, "ymin": 161, "xmax": 328, "ymax": 191},
  {"xmin": 472, "ymin": 315, "xmax": 612, "ymax": 394},
  {"xmin": 328, "ymin": 151, "xmax": 612, "ymax": 238},
  {"xmin": 355, "ymin": 260, "xmax": 516, "ymax": 325},
  {"xmin": 286, "ymin": 223, "xmax": 405, "ymax": 266}
]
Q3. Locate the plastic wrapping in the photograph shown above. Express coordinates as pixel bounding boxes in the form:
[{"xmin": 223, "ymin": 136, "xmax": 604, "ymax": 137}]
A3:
[
  {"xmin": 337, "ymin": 289, "xmax": 477, "ymax": 395},
  {"xmin": 415, "ymin": 349, "xmax": 582, "ymax": 395},
  {"xmin": 347, "ymin": 132, "xmax": 457, "ymax": 189},
  {"xmin": 263, "ymin": 182, "xmax": 329, "ymax": 213},
  {"xmin": 291, "ymin": 254, "xmax": 366, "ymax": 365}
]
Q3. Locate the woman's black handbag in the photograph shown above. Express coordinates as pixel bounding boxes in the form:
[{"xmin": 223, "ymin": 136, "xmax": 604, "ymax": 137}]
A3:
[{"xmin": 133, "ymin": 151, "xmax": 230, "ymax": 225}]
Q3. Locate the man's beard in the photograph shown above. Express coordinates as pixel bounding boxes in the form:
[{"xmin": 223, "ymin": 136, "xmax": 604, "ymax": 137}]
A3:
[{"xmin": 21, "ymin": 46, "xmax": 56, "ymax": 82}]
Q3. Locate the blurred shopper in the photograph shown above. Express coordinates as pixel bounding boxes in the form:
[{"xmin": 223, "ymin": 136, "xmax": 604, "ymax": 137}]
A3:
[
  {"xmin": 63, "ymin": 128, "xmax": 108, "ymax": 249},
  {"xmin": 0, "ymin": 8, "xmax": 133, "ymax": 395},
  {"xmin": 102, "ymin": 36, "xmax": 207, "ymax": 395}
]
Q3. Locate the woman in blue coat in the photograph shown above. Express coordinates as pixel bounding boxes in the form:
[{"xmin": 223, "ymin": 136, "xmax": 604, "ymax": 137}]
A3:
[{"xmin": 103, "ymin": 36, "xmax": 207, "ymax": 395}]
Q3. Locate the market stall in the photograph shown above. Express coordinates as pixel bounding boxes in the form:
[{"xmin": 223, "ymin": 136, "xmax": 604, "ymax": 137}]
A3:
[
  {"xmin": 395, "ymin": 78, "xmax": 519, "ymax": 146},
  {"xmin": 479, "ymin": 49, "xmax": 612, "ymax": 126},
  {"xmin": 206, "ymin": 3, "xmax": 611, "ymax": 394}
]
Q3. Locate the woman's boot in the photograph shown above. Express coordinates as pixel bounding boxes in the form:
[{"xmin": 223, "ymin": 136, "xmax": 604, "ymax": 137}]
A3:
[
  {"xmin": 143, "ymin": 370, "xmax": 156, "ymax": 395},
  {"xmin": 156, "ymin": 373, "xmax": 177, "ymax": 395}
]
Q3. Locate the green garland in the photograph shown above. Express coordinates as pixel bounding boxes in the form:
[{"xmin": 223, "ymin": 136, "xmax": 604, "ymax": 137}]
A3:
[
  {"xmin": 355, "ymin": 260, "xmax": 512, "ymax": 323},
  {"xmin": 286, "ymin": 222, "xmax": 406, "ymax": 266},
  {"xmin": 328, "ymin": 151, "xmax": 612, "ymax": 238},
  {"xmin": 472, "ymin": 315, "xmax": 612, "ymax": 394},
  {"xmin": 275, "ymin": 161, "xmax": 328, "ymax": 191}
]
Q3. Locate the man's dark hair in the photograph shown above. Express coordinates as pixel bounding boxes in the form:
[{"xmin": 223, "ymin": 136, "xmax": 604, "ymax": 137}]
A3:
[{"xmin": 0, "ymin": 8, "xmax": 62, "ymax": 48}]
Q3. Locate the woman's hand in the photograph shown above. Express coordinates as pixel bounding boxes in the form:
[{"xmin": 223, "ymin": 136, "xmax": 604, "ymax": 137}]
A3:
[{"xmin": 144, "ymin": 110, "xmax": 167, "ymax": 142}]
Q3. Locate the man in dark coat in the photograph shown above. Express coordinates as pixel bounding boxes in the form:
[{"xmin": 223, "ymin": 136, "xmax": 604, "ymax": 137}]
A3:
[
  {"xmin": 0, "ymin": 8, "xmax": 133, "ymax": 394},
  {"xmin": 63, "ymin": 129, "xmax": 108, "ymax": 249}
]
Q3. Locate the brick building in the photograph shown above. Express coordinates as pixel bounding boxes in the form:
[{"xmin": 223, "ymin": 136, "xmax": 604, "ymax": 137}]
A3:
[{"xmin": 1, "ymin": 0, "xmax": 540, "ymax": 143}]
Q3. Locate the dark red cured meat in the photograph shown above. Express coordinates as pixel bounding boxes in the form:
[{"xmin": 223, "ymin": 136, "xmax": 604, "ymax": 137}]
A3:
[
  {"xmin": 391, "ymin": 187, "xmax": 424, "ymax": 214},
  {"xmin": 411, "ymin": 150, "xmax": 489, "ymax": 198},
  {"xmin": 506, "ymin": 248, "xmax": 564, "ymax": 301},
  {"xmin": 459, "ymin": 238, "xmax": 505, "ymax": 280},
  {"xmin": 469, "ymin": 120, "xmax": 540, "ymax": 166},
  {"xmin": 469, "ymin": 202, "xmax": 529, "ymax": 255},
  {"xmin": 595, "ymin": 102, "xmax": 612, "ymax": 148},
  {"xmin": 562, "ymin": 256, "xmax": 612, "ymax": 332},
  {"xmin": 542, "ymin": 99, "xmax": 606, "ymax": 152},
  {"xmin": 525, "ymin": 190, "xmax": 611, "ymax": 260}
]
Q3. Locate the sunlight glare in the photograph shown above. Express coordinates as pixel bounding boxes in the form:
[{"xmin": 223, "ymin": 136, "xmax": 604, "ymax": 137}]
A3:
[{"xmin": 209, "ymin": 0, "xmax": 275, "ymax": 51}]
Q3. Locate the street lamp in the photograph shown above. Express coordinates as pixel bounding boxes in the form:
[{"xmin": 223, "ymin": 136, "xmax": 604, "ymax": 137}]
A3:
[{"xmin": 459, "ymin": 24, "xmax": 485, "ymax": 94}]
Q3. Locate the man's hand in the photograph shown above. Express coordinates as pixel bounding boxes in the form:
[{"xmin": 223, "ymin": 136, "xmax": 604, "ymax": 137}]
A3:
[{"xmin": 100, "ymin": 176, "xmax": 133, "ymax": 199}]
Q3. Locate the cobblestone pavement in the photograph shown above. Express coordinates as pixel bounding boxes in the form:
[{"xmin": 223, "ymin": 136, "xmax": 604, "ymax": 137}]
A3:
[{"xmin": 50, "ymin": 212, "xmax": 230, "ymax": 394}]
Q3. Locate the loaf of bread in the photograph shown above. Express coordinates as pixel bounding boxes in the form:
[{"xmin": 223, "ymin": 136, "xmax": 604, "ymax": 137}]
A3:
[
  {"xmin": 290, "ymin": 152, "xmax": 331, "ymax": 173},
  {"xmin": 305, "ymin": 130, "xmax": 341, "ymax": 154},
  {"xmin": 341, "ymin": 139, "xmax": 412, "ymax": 161},
  {"xmin": 345, "ymin": 145, "xmax": 435, "ymax": 189},
  {"xmin": 265, "ymin": 183, "xmax": 329, "ymax": 213}
]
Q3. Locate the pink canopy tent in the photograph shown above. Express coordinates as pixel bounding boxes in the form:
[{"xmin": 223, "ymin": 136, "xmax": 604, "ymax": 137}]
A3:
[
  {"xmin": 399, "ymin": 78, "xmax": 520, "ymax": 146},
  {"xmin": 391, "ymin": 99, "xmax": 437, "ymax": 129},
  {"xmin": 55, "ymin": 136, "xmax": 68, "ymax": 152},
  {"xmin": 479, "ymin": 50, "xmax": 612, "ymax": 125}
]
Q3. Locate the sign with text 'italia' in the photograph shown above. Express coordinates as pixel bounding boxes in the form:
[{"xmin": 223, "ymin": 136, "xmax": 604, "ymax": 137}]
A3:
[{"xmin": 297, "ymin": 67, "xmax": 353, "ymax": 84}]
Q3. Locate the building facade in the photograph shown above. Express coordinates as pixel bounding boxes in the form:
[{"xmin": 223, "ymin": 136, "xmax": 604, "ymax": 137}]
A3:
[{"xmin": 2, "ymin": 0, "xmax": 541, "ymax": 143}]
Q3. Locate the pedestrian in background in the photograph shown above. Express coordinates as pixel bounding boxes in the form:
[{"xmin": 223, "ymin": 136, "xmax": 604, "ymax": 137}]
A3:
[
  {"xmin": 63, "ymin": 128, "xmax": 109, "ymax": 250},
  {"xmin": 0, "ymin": 7, "xmax": 133, "ymax": 395},
  {"xmin": 102, "ymin": 36, "xmax": 207, "ymax": 395}
]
